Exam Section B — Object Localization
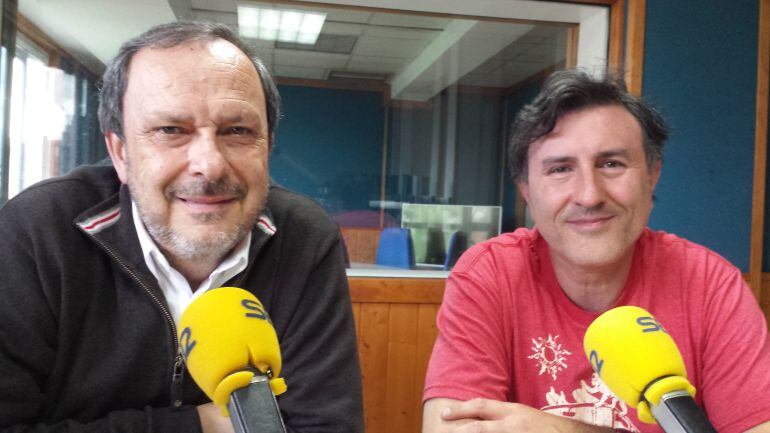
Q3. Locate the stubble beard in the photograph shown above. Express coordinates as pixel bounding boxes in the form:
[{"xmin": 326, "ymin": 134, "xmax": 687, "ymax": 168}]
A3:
[{"xmin": 134, "ymin": 176, "xmax": 267, "ymax": 264}]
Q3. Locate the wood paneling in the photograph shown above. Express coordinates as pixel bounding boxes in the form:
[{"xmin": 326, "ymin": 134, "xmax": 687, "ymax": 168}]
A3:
[
  {"xmin": 358, "ymin": 302, "xmax": 391, "ymax": 431},
  {"xmin": 341, "ymin": 228, "xmax": 381, "ymax": 264},
  {"xmin": 625, "ymin": 0, "xmax": 646, "ymax": 95},
  {"xmin": 608, "ymin": 0, "xmax": 626, "ymax": 71},
  {"xmin": 750, "ymin": 0, "xmax": 770, "ymax": 300},
  {"xmin": 350, "ymin": 277, "xmax": 445, "ymax": 433},
  {"xmin": 413, "ymin": 304, "xmax": 440, "ymax": 432},
  {"xmin": 566, "ymin": 26, "xmax": 580, "ymax": 69},
  {"xmin": 760, "ymin": 273, "xmax": 770, "ymax": 329},
  {"xmin": 385, "ymin": 304, "xmax": 419, "ymax": 432},
  {"xmin": 349, "ymin": 277, "xmax": 445, "ymax": 304}
]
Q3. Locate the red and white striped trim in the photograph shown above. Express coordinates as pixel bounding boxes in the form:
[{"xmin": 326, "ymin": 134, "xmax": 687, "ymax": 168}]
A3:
[
  {"xmin": 256, "ymin": 215, "xmax": 276, "ymax": 236},
  {"xmin": 78, "ymin": 206, "xmax": 121, "ymax": 234}
]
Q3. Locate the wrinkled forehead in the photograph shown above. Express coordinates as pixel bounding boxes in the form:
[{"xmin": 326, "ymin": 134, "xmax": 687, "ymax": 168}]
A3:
[{"xmin": 125, "ymin": 38, "xmax": 263, "ymax": 95}]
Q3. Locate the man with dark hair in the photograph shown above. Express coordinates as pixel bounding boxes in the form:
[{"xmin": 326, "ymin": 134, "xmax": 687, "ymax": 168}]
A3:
[
  {"xmin": 422, "ymin": 69, "xmax": 770, "ymax": 433},
  {"xmin": 0, "ymin": 21, "xmax": 363, "ymax": 433}
]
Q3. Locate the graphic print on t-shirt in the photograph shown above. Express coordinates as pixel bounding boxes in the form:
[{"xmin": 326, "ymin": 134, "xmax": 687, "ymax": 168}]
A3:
[
  {"xmin": 528, "ymin": 334, "xmax": 572, "ymax": 380},
  {"xmin": 528, "ymin": 335, "xmax": 640, "ymax": 431},
  {"xmin": 540, "ymin": 373, "xmax": 640, "ymax": 431}
]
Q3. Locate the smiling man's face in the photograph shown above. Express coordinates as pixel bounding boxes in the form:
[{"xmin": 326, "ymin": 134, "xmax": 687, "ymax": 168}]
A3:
[
  {"xmin": 107, "ymin": 39, "xmax": 270, "ymax": 263},
  {"xmin": 518, "ymin": 104, "xmax": 660, "ymax": 270}
]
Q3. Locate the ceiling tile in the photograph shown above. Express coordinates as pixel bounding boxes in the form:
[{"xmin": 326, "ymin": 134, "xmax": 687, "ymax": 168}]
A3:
[
  {"xmin": 363, "ymin": 26, "xmax": 440, "ymax": 40},
  {"xmin": 274, "ymin": 49, "xmax": 349, "ymax": 69},
  {"xmin": 369, "ymin": 13, "xmax": 448, "ymax": 30},
  {"xmin": 322, "ymin": 22, "xmax": 365, "ymax": 36},
  {"xmin": 353, "ymin": 36, "xmax": 429, "ymax": 59},
  {"xmin": 346, "ymin": 55, "xmax": 405, "ymax": 74},
  {"xmin": 191, "ymin": 0, "xmax": 237, "ymax": 13},
  {"xmin": 325, "ymin": 9, "xmax": 373, "ymax": 24},
  {"xmin": 244, "ymin": 38, "xmax": 276, "ymax": 49},
  {"xmin": 273, "ymin": 65, "xmax": 327, "ymax": 80},
  {"xmin": 192, "ymin": 10, "xmax": 237, "ymax": 27}
]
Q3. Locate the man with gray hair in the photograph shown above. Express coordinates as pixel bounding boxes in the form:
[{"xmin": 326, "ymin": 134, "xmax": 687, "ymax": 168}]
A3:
[{"xmin": 0, "ymin": 21, "xmax": 363, "ymax": 433}]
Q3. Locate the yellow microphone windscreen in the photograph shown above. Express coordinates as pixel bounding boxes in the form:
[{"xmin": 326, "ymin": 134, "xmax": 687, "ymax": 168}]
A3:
[
  {"xmin": 178, "ymin": 287, "xmax": 285, "ymax": 410},
  {"xmin": 583, "ymin": 306, "xmax": 694, "ymax": 422}
]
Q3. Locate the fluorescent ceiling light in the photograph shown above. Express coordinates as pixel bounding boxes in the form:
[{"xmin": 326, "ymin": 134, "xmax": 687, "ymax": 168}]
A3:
[{"xmin": 238, "ymin": 4, "xmax": 326, "ymax": 45}]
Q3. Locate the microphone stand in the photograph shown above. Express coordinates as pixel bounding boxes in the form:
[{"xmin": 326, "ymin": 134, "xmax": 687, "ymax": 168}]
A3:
[{"xmin": 227, "ymin": 368, "xmax": 287, "ymax": 433}]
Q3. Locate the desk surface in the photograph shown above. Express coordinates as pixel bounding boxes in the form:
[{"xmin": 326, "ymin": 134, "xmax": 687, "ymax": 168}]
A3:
[{"xmin": 346, "ymin": 262, "xmax": 450, "ymax": 279}]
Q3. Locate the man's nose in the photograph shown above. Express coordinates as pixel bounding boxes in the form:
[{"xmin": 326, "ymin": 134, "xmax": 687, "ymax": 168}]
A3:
[
  {"xmin": 573, "ymin": 169, "xmax": 605, "ymax": 208},
  {"xmin": 187, "ymin": 130, "xmax": 227, "ymax": 180}
]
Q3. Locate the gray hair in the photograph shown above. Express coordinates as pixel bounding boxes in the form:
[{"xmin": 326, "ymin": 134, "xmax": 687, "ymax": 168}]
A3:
[
  {"xmin": 508, "ymin": 69, "xmax": 668, "ymax": 184},
  {"xmin": 98, "ymin": 21, "xmax": 281, "ymax": 141}
]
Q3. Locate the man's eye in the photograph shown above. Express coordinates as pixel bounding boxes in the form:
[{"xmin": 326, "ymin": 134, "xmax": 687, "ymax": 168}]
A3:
[
  {"xmin": 601, "ymin": 160, "xmax": 625, "ymax": 169},
  {"xmin": 548, "ymin": 166, "xmax": 570, "ymax": 174},
  {"xmin": 228, "ymin": 127, "xmax": 251, "ymax": 135},
  {"xmin": 159, "ymin": 126, "xmax": 183, "ymax": 135}
]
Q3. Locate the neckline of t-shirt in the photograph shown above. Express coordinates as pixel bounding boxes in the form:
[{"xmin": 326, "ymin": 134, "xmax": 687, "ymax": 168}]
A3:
[{"xmin": 534, "ymin": 232, "xmax": 644, "ymax": 325}]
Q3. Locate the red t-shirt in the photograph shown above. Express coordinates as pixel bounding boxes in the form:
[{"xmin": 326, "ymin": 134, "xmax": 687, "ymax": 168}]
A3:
[{"xmin": 424, "ymin": 228, "xmax": 770, "ymax": 433}]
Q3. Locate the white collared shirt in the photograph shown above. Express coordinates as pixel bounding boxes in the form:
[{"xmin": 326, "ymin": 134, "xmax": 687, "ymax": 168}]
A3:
[{"xmin": 131, "ymin": 202, "xmax": 250, "ymax": 325}]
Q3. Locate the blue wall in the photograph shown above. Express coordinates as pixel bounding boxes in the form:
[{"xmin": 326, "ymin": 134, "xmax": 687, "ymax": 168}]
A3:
[
  {"xmin": 270, "ymin": 85, "xmax": 384, "ymax": 218},
  {"xmin": 643, "ymin": 0, "xmax": 758, "ymax": 271}
]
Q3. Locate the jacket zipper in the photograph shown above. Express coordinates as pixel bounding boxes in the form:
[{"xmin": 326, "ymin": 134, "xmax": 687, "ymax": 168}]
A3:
[{"xmin": 90, "ymin": 238, "xmax": 184, "ymax": 408}]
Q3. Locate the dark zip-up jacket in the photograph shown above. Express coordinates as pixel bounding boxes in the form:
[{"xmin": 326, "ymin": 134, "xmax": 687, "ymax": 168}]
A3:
[{"xmin": 0, "ymin": 163, "xmax": 363, "ymax": 433}]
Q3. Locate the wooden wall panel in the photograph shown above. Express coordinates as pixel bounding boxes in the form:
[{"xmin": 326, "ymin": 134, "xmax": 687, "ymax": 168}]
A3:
[
  {"xmin": 413, "ymin": 304, "xmax": 439, "ymax": 433},
  {"xmin": 750, "ymin": 0, "xmax": 770, "ymax": 299},
  {"xmin": 761, "ymin": 273, "xmax": 770, "ymax": 329},
  {"xmin": 385, "ymin": 305, "xmax": 419, "ymax": 433},
  {"xmin": 358, "ymin": 303, "xmax": 392, "ymax": 431},
  {"xmin": 351, "ymin": 278, "xmax": 445, "ymax": 433}
]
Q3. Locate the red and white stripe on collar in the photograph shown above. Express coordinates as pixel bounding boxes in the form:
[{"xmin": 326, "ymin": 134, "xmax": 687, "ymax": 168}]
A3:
[
  {"xmin": 79, "ymin": 206, "xmax": 275, "ymax": 237},
  {"xmin": 77, "ymin": 205, "xmax": 121, "ymax": 235},
  {"xmin": 257, "ymin": 215, "xmax": 276, "ymax": 236}
]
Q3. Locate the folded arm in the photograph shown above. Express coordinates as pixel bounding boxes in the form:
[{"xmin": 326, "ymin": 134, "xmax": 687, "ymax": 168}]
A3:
[{"xmin": 423, "ymin": 397, "xmax": 616, "ymax": 433}]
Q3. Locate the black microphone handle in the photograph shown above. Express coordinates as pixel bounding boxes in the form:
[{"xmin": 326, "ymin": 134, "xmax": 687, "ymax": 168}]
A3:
[
  {"xmin": 227, "ymin": 372, "xmax": 287, "ymax": 433},
  {"xmin": 651, "ymin": 390, "xmax": 718, "ymax": 433}
]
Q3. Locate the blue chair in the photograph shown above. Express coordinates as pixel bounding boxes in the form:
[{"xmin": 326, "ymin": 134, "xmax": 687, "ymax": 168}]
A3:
[
  {"xmin": 376, "ymin": 228, "xmax": 415, "ymax": 269},
  {"xmin": 444, "ymin": 231, "xmax": 468, "ymax": 270}
]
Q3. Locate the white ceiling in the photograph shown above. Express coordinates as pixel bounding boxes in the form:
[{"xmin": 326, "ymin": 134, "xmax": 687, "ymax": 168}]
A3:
[{"xmin": 18, "ymin": 0, "xmax": 602, "ymax": 100}]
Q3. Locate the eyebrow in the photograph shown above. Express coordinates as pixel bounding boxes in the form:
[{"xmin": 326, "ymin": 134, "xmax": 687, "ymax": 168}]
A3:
[
  {"xmin": 596, "ymin": 149, "xmax": 631, "ymax": 159},
  {"xmin": 541, "ymin": 156, "xmax": 576, "ymax": 166},
  {"xmin": 143, "ymin": 112, "xmax": 264, "ymax": 125},
  {"xmin": 540, "ymin": 148, "xmax": 632, "ymax": 166}
]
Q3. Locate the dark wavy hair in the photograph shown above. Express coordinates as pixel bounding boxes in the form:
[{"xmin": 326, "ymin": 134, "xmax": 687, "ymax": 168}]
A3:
[
  {"xmin": 508, "ymin": 69, "xmax": 668, "ymax": 183},
  {"xmin": 98, "ymin": 21, "xmax": 281, "ymax": 141}
]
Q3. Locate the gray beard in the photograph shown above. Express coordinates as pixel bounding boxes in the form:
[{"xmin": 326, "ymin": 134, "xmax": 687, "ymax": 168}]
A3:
[
  {"xmin": 132, "ymin": 178, "xmax": 263, "ymax": 264},
  {"xmin": 143, "ymin": 214, "xmax": 249, "ymax": 263}
]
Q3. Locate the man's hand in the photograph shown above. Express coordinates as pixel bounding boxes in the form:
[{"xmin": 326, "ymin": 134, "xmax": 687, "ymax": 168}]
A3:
[
  {"xmin": 423, "ymin": 397, "xmax": 614, "ymax": 433},
  {"xmin": 197, "ymin": 403, "xmax": 235, "ymax": 433}
]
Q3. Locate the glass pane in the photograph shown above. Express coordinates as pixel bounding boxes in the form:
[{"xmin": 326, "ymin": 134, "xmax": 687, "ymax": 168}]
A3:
[
  {"xmin": 5, "ymin": 0, "xmax": 606, "ymax": 272},
  {"xmin": 3, "ymin": 28, "xmax": 101, "ymax": 201}
]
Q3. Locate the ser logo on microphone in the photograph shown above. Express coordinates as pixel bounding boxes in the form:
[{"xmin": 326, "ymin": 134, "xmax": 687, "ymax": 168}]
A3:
[
  {"xmin": 588, "ymin": 349, "xmax": 604, "ymax": 375},
  {"xmin": 181, "ymin": 326, "xmax": 197, "ymax": 358},
  {"xmin": 636, "ymin": 316, "xmax": 668, "ymax": 333},
  {"xmin": 242, "ymin": 298, "xmax": 272, "ymax": 324},
  {"xmin": 180, "ymin": 297, "xmax": 273, "ymax": 359}
]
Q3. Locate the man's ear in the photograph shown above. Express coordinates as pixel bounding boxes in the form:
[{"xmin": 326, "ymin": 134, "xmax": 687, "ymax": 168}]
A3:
[
  {"xmin": 517, "ymin": 180, "xmax": 530, "ymax": 206},
  {"xmin": 105, "ymin": 132, "xmax": 128, "ymax": 184},
  {"xmin": 649, "ymin": 160, "xmax": 662, "ymax": 191}
]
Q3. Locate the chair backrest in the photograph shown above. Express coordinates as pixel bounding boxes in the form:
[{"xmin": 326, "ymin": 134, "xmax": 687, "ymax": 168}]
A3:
[
  {"xmin": 444, "ymin": 231, "xmax": 469, "ymax": 270},
  {"xmin": 376, "ymin": 228, "xmax": 414, "ymax": 269},
  {"xmin": 424, "ymin": 228, "xmax": 446, "ymax": 265}
]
